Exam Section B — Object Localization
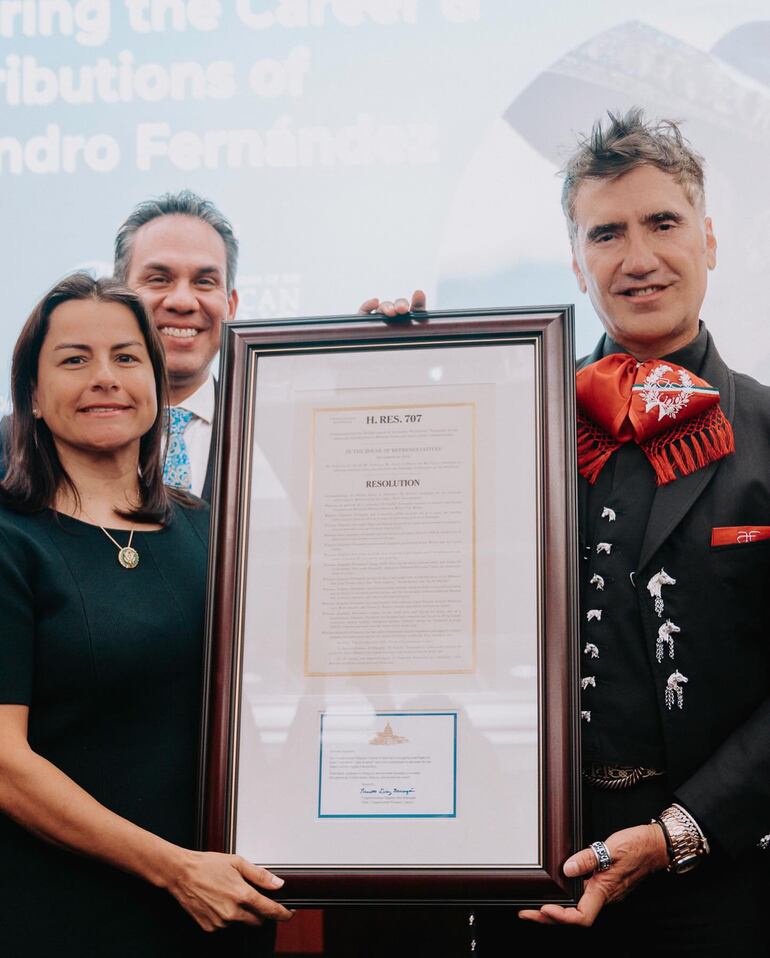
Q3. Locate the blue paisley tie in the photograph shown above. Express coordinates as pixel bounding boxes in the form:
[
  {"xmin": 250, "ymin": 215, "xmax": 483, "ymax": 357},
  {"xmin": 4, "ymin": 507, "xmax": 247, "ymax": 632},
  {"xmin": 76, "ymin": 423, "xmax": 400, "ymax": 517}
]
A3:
[{"xmin": 163, "ymin": 407, "xmax": 194, "ymax": 490}]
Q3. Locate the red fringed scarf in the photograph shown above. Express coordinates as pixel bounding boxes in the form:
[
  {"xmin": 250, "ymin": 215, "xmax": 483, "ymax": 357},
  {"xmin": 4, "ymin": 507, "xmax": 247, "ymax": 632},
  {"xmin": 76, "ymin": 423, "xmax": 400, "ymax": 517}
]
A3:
[{"xmin": 576, "ymin": 354, "xmax": 735, "ymax": 485}]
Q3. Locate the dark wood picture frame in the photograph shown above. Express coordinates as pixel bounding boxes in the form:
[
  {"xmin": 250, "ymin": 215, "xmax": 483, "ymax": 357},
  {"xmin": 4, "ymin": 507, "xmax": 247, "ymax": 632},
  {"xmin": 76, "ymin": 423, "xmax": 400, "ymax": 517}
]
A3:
[{"xmin": 199, "ymin": 307, "xmax": 581, "ymax": 906}]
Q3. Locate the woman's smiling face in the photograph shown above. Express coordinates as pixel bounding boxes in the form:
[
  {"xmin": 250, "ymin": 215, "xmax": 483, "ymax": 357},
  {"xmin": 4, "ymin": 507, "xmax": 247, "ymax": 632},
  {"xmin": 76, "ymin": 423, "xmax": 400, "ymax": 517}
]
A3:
[{"xmin": 33, "ymin": 298, "xmax": 158, "ymax": 458}]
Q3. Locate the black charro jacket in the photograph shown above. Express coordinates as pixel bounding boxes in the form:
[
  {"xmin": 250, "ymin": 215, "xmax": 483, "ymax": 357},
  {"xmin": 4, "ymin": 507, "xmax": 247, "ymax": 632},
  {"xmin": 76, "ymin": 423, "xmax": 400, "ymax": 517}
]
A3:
[
  {"xmin": 199, "ymin": 376, "xmax": 218, "ymax": 504},
  {"xmin": 578, "ymin": 329, "xmax": 770, "ymax": 859}
]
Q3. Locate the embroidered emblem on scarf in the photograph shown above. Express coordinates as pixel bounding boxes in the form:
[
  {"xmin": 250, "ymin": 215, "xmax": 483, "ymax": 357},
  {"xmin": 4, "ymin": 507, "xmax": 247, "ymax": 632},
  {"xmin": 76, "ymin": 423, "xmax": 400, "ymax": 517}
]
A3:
[{"xmin": 576, "ymin": 354, "xmax": 734, "ymax": 485}]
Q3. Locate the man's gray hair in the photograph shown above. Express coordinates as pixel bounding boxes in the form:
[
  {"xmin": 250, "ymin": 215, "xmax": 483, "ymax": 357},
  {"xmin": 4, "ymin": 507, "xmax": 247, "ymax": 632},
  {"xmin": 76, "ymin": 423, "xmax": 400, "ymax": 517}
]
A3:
[
  {"xmin": 113, "ymin": 189, "xmax": 239, "ymax": 293},
  {"xmin": 561, "ymin": 108, "xmax": 706, "ymax": 240}
]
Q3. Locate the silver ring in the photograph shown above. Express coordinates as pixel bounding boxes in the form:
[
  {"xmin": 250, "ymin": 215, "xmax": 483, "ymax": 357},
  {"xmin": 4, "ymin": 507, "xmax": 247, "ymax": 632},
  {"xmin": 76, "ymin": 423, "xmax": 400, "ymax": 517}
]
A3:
[{"xmin": 590, "ymin": 840, "xmax": 612, "ymax": 871}]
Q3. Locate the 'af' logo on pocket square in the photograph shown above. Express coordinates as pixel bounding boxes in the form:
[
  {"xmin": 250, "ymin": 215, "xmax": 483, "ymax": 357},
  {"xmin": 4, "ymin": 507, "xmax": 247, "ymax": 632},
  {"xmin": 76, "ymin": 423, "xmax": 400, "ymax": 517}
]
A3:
[{"xmin": 711, "ymin": 526, "xmax": 770, "ymax": 546}]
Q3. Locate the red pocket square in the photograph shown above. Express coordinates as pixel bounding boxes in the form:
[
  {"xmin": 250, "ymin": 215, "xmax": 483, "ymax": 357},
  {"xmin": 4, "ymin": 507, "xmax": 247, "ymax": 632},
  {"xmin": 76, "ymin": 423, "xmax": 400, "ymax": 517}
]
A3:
[{"xmin": 711, "ymin": 526, "xmax": 770, "ymax": 546}]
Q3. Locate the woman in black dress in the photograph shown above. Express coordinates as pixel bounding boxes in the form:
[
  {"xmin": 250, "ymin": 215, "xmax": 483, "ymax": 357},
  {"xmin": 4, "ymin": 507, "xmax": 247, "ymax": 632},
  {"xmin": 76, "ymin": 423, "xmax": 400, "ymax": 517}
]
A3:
[{"xmin": 0, "ymin": 274, "xmax": 292, "ymax": 956}]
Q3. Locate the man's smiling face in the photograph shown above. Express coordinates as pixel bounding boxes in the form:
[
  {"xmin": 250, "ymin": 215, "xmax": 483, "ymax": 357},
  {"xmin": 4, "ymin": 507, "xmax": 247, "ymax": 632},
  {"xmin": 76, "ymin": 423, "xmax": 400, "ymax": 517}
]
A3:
[
  {"xmin": 571, "ymin": 164, "xmax": 717, "ymax": 360},
  {"xmin": 125, "ymin": 214, "xmax": 238, "ymax": 401}
]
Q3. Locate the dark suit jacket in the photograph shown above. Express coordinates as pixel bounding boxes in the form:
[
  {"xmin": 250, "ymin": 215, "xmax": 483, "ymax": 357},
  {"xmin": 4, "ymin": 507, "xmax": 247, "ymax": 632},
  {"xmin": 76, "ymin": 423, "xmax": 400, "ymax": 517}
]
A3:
[
  {"xmin": 201, "ymin": 449, "xmax": 214, "ymax": 503},
  {"xmin": 578, "ymin": 331, "xmax": 770, "ymax": 859},
  {"xmin": 199, "ymin": 377, "xmax": 218, "ymax": 503}
]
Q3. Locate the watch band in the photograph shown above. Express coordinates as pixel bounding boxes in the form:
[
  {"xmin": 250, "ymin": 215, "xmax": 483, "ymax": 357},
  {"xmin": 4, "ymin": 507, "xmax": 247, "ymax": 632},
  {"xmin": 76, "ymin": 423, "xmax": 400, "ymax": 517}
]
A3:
[{"xmin": 654, "ymin": 803, "xmax": 710, "ymax": 874}]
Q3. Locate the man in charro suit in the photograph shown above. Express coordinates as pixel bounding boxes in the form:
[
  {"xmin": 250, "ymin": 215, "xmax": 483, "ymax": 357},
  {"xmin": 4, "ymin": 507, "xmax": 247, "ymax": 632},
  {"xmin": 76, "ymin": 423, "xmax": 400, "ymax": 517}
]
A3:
[
  {"xmin": 513, "ymin": 109, "xmax": 770, "ymax": 953},
  {"xmin": 327, "ymin": 110, "xmax": 770, "ymax": 957}
]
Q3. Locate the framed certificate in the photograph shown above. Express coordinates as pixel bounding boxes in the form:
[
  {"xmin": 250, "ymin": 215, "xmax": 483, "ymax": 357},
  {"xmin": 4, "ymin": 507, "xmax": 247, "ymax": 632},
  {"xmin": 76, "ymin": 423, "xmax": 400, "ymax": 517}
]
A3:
[{"xmin": 200, "ymin": 308, "xmax": 581, "ymax": 906}]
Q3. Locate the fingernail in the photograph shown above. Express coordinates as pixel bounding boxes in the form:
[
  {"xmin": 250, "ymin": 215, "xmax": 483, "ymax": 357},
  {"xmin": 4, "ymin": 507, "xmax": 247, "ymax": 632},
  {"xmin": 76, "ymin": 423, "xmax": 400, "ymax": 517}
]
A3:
[
  {"xmin": 271, "ymin": 875, "xmax": 285, "ymax": 888},
  {"xmin": 563, "ymin": 861, "xmax": 578, "ymax": 877}
]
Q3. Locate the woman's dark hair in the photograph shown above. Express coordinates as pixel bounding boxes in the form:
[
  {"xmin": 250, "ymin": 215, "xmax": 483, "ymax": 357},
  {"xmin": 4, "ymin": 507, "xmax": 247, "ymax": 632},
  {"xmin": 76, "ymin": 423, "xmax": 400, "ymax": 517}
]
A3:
[{"xmin": 1, "ymin": 272, "xmax": 191, "ymax": 524}]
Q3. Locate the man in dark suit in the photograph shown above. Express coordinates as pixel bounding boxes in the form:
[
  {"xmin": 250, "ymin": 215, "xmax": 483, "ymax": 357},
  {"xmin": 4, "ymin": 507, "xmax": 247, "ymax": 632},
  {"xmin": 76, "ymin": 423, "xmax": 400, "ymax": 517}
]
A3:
[
  {"xmin": 514, "ymin": 109, "xmax": 770, "ymax": 953},
  {"xmin": 112, "ymin": 191, "xmax": 235, "ymax": 500},
  {"xmin": 112, "ymin": 191, "xmax": 425, "ymax": 501}
]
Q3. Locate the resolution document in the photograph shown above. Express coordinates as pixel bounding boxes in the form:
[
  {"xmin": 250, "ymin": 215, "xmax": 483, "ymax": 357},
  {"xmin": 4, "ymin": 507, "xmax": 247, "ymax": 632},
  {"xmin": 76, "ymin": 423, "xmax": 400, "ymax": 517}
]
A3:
[
  {"xmin": 237, "ymin": 343, "xmax": 542, "ymax": 869},
  {"xmin": 305, "ymin": 402, "xmax": 476, "ymax": 675}
]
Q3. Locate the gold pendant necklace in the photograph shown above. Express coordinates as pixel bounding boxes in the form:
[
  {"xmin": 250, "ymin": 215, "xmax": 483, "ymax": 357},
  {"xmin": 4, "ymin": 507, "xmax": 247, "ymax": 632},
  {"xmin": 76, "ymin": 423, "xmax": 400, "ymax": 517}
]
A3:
[
  {"xmin": 99, "ymin": 526, "xmax": 140, "ymax": 569},
  {"xmin": 75, "ymin": 506, "xmax": 140, "ymax": 570}
]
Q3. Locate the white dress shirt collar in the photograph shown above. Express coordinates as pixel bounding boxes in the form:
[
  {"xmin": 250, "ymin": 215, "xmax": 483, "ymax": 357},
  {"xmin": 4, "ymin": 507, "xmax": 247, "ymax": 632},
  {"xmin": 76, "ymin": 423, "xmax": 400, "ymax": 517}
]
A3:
[{"xmin": 175, "ymin": 373, "xmax": 215, "ymax": 424}]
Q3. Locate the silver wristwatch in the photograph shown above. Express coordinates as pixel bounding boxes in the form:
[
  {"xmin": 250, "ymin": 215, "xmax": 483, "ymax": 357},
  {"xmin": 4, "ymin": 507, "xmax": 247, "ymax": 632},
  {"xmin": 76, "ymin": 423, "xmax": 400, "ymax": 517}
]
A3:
[{"xmin": 655, "ymin": 803, "xmax": 710, "ymax": 874}]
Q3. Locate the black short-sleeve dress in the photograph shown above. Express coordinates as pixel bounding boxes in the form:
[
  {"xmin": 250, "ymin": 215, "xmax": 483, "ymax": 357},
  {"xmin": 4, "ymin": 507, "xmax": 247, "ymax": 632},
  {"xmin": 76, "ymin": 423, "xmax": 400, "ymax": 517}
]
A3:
[{"xmin": 0, "ymin": 502, "xmax": 249, "ymax": 957}]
